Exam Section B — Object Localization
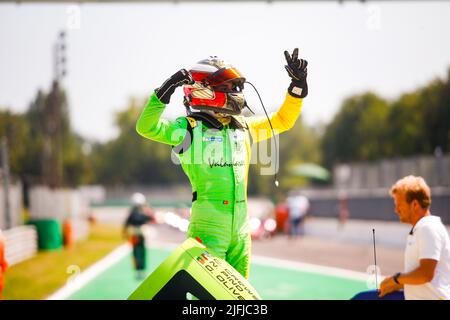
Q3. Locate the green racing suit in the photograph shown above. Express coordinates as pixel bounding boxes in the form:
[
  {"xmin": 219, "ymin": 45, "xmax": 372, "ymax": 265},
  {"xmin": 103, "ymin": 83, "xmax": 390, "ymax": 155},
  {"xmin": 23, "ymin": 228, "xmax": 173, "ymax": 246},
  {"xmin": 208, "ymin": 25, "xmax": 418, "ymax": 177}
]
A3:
[{"xmin": 136, "ymin": 92, "xmax": 303, "ymax": 278}]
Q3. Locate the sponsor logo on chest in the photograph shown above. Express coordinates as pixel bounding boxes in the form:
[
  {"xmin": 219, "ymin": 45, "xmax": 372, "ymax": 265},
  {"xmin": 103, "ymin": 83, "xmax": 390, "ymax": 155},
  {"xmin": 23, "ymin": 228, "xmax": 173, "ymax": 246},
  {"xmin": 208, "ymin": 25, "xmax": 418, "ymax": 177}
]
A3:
[{"xmin": 203, "ymin": 136, "xmax": 223, "ymax": 142}]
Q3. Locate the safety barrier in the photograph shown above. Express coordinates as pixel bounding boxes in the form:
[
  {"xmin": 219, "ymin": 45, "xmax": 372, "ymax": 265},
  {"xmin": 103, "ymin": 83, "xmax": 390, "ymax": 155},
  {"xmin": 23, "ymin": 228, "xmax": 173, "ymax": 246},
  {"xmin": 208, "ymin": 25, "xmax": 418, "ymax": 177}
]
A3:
[
  {"xmin": 3, "ymin": 225, "xmax": 38, "ymax": 266},
  {"xmin": 0, "ymin": 183, "xmax": 23, "ymax": 229},
  {"xmin": 29, "ymin": 186, "xmax": 90, "ymax": 242}
]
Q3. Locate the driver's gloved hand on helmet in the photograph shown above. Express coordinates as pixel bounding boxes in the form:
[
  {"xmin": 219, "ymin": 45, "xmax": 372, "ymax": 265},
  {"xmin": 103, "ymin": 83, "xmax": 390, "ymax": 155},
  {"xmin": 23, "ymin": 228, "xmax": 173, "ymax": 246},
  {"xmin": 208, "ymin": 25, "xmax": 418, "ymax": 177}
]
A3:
[
  {"xmin": 284, "ymin": 48, "xmax": 308, "ymax": 99},
  {"xmin": 155, "ymin": 69, "xmax": 194, "ymax": 104}
]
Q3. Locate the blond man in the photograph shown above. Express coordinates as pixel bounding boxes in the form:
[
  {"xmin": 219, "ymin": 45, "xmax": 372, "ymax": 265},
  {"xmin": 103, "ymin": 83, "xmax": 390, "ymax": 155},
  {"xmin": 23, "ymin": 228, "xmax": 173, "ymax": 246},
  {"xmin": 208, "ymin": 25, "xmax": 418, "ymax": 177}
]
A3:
[
  {"xmin": 379, "ymin": 175, "xmax": 450, "ymax": 300},
  {"xmin": 352, "ymin": 175, "xmax": 450, "ymax": 300}
]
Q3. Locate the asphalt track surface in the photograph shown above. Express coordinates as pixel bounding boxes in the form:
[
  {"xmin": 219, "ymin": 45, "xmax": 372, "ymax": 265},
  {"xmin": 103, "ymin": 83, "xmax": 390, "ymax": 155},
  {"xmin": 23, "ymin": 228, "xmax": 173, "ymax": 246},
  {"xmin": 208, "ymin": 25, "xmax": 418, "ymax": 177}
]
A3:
[
  {"xmin": 92, "ymin": 206, "xmax": 407, "ymax": 276},
  {"xmin": 53, "ymin": 223, "xmax": 407, "ymax": 300},
  {"xmin": 152, "ymin": 223, "xmax": 405, "ymax": 276},
  {"xmin": 54, "ymin": 205, "xmax": 417, "ymax": 300},
  {"xmin": 65, "ymin": 245, "xmax": 368, "ymax": 300}
]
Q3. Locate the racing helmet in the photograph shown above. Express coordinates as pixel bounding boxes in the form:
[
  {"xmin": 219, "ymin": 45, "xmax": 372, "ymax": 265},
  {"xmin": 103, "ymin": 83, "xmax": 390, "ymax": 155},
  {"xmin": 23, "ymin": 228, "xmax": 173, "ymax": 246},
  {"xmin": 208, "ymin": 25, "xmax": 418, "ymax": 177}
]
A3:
[
  {"xmin": 183, "ymin": 56, "xmax": 247, "ymax": 115},
  {"xmin": 131, "ymin": 192, "xmax": 146, "ymax": 206}
]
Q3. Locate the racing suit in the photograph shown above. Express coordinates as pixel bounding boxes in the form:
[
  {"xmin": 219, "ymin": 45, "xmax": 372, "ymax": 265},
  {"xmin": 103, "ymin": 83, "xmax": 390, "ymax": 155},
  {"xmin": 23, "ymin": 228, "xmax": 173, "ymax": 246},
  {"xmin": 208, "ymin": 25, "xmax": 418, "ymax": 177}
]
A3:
[{"xmin": 136, "ymin": 92, "xmax": 303, "ymax": 278}]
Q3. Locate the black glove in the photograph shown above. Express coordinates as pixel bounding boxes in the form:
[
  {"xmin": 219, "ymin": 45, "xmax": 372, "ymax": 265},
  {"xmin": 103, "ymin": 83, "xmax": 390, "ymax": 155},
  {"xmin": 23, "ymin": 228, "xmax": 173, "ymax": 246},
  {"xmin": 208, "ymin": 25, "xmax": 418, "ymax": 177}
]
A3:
[
  {"xmin": 284, "ymin": 48, "xmax": 308, "ymax": 98},
  {"xmin": 155, "ymin": 69, "xmax": 194, "ymax": 104}
]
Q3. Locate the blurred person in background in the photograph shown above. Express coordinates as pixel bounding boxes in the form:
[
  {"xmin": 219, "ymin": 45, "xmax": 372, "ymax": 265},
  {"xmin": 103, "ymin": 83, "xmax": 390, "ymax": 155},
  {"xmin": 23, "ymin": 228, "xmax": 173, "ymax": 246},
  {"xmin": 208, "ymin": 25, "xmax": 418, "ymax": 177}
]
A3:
[
  {"xmin": 275, "ymin": 196, "xmax": 290, "ymax": 235},
  {"xmin": 0, "ymin": 228, "xmax": 7, "ymax": 300},
  {"xmin": 136, "ymin": 49, "xmax": 308, "ymax": 279},
  {"xmin": 287, "ymin": 193, "xmax": 310, "ymax": 239},
  {"xmin": 123, "ymin": 192, "xmax": 154, "ymax": 280},
  {"xmin": 352, "ymin": 175, "xmax": 450, "ymax": 300},
  {"xmin": 337, "ymin": 192, "xmax": 350, "ymax": 231}
]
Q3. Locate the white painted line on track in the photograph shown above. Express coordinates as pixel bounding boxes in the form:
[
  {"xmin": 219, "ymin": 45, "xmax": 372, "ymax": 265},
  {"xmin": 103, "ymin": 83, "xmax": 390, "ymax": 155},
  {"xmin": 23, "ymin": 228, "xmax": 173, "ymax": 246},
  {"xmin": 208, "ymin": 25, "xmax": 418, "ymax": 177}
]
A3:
[
  {"xmin": 149, "ymin": 240, "xmax": 382, "ymax": 282},
  {"xmin": 252, "ymin": 255, "xmax": 384, "ymax": 282},
  {"xmin": 47, "ymin": 239, "xmax": 381, "ymax": 300},
  {"xmin": 46, "ymin": 244, "xmax": 131, "ymax": 300}
]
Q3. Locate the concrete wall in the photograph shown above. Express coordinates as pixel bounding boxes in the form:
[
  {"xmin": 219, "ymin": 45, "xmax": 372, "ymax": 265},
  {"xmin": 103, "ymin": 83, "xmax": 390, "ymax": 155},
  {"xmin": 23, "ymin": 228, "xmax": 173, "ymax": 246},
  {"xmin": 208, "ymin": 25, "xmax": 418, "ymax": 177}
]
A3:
[
  {"xmin": 0, "ymin": 183, "xmax": 23, "ymax": 229},
  {"xmin": 302, "ymin": 188, "xmax": 450, "ymax": 224}
]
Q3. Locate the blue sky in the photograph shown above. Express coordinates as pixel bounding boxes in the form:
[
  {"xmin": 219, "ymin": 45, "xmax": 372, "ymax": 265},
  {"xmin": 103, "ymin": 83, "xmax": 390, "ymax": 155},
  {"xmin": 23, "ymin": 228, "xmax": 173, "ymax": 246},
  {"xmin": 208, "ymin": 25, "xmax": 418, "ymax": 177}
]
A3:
[{"xmin": 1, "ymin": 1, "xmax": 450, "ymax": 142}]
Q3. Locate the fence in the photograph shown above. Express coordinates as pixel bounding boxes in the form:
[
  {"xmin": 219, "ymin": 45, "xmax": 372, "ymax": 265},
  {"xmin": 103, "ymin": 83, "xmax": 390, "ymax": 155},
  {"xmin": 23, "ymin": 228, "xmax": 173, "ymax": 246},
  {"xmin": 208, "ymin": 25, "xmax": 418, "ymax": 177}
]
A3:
[
  {"xmin": 29, "ymin": 186, "xmax": 91, "ymax": 241},
  {"xmin": 3, "ymin": 225, "xmax": 38, "ymax": 266},
  {"xmin": 334, "ymin": 154, "xmax": 450, "ymax": 189},
  {"xmin": 0, "ymin": 183, "xmax": 22, "ymax": 230},
  {"xmin": 299, "ymin": 187, "xmax": 450, "ymax": 224}
]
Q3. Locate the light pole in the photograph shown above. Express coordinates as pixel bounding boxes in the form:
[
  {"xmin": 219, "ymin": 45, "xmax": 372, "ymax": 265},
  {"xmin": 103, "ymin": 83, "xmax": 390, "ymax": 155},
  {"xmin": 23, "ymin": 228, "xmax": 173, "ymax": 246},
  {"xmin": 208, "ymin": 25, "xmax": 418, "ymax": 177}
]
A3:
[
  {"xmin": 54, "ymin": 31, "xmax": 67, "ymax": 82},
  {"xmin": 43, "ymin": 30, "xmax": 67, "ymax": 188},
  {"xmin": 1, "ymin": 137, "xmax": 11, "ymax": 229}
]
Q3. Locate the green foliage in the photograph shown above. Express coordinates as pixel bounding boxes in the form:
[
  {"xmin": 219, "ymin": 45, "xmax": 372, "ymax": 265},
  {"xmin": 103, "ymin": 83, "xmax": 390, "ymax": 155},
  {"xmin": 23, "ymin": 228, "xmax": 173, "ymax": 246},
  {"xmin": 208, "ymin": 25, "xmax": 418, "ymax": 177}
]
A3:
[
  {"xmin": 90, "ymin": 98, "xmax": 185, "ymax": 186},
  {"xmin": 322, "ymin": 93, "xmax": 389, "ymax": 167},
  {"xmin": 21, "ymin": 90, "xmax": 46, "ymax": 178},
  {"xmin": 62, "ymin": 133, "xmax": 94, "ymax": 186},
  {"xmin": 0, "ymin": 110, "xmax": 30, "ymax": 175},
  {"xmin": 89, "ymin": 98, "xmax": 322, "ymax": 194},
  {"xmin": 4, "ymin": 67, "xmax": 449, "ymax": 195},
  {"xmin": 386, "ymin": 92, "xmax": 426, "ymax": 156},
  {"xmin": 421, "ymin": 72, "xmax": 450, "ymax": 153},
  {"xmin": 322, "ymin": 69, "xmax": 450, "ymax": 168},
  {"xmin": 1, "ymin": 87, "xmax": 93, "ymax": 186},
  {"xmin": 247, "ymin": 116, "xmax": 322, "ymax": 198}
]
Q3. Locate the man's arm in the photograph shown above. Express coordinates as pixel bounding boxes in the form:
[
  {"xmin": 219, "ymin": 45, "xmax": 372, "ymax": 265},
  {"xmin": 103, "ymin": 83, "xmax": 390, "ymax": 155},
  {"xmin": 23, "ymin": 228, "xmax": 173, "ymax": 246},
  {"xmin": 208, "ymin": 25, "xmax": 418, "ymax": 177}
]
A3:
[
  {"xmin": 136, "ymin": 93, "xmax": 188, "ymax": 146},
  {"xmin": 247, "ymin": 48, "xmax": 307, "ymax": 143},
  {"xmin": 246, "ymin": 94, "xmax": 303, "ymax": 143},
  {"xmin": 397, "ymin": 259, "xmax": 438, "ymax": 285},
  {"xmin": 379, "ymin": 259, "xmax": 437, "ymax": 297},
  {"xmin": 136, "ymin": 69, "xmax": 194, "ymax": 145}
]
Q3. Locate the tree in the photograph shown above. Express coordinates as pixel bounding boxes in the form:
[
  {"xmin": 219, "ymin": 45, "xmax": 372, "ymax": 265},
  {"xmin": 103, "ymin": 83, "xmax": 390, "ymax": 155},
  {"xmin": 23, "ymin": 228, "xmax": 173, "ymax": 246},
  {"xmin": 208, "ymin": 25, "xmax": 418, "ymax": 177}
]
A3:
[
  {"xmin": 247, "ymin": 115, "xmax": 322, "ymax": 198},
  {"xmin": 0, "ymin": 110, "xmax": 30, "ymax": 175},
  {"xmin": 387, "ymin": 92, "xmax": 427, "ymax": 156},
  {"xmin": 322, "ymin": 93, "xmax": 389, "ymax": 167},
  {"xmin": 422, "ymin": 70, "xmax": 450, "ymax": 154},
  {"xmin": 2, "ymin": 86, "xmax": 94, "ymax": 187},
  {"xmin": 321, "ymin": 67, "xmax": 450, "ymax": 167},
  {"xmin": 90, "ymin": 98, "xmax": 185, "ymax": 186}
]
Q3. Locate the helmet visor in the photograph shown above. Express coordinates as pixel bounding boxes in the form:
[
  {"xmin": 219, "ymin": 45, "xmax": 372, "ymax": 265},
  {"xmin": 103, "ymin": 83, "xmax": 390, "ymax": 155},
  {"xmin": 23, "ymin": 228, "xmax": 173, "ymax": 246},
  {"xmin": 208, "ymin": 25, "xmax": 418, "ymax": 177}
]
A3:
[{"xmin": 206, "ymin": 67, "xmax": 245, "ymax": 87}]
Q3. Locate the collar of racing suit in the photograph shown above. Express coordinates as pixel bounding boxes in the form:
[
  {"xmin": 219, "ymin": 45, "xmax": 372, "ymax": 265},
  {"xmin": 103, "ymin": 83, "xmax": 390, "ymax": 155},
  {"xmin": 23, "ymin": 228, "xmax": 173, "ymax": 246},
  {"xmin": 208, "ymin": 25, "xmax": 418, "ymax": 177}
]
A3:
[
  {"xmin": 188, "ymin": 112, "xmax": 246, "ymax": 130},
  {"xmin": 173, "ymin": 112, "xmax": 251, "ymax": 156}
]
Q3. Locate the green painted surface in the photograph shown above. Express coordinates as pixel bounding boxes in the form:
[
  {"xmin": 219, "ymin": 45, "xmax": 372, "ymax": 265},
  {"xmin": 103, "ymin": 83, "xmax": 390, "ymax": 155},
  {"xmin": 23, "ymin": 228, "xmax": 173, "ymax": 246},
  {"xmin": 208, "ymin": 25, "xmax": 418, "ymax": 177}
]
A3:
[
  {"xmin": 68, "ymin": 247, "xmax": 367, "ymax": 300},
  {"xmin": 249, "ymin": 264, "xmax": 366, "ymax": 300},
  {"xmin": 68, "ymin": 248, "xmax": 171, "ymax": 300}
]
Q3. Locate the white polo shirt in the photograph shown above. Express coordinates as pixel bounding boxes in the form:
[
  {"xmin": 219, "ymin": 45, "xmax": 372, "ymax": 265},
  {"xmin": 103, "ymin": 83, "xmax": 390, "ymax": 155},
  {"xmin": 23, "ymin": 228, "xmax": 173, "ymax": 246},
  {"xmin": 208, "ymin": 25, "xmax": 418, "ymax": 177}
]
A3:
[{"xmin": 404, "ymin": 215, "xmax": 450, "ymax": 300}]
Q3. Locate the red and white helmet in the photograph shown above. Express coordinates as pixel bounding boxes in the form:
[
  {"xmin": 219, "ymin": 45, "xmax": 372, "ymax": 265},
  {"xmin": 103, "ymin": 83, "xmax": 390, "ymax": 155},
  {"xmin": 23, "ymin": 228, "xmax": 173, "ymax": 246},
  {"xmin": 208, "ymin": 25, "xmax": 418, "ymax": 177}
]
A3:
[{"xmin": 183, "ymin": 56, "xmax": 247, "ymax": 115}]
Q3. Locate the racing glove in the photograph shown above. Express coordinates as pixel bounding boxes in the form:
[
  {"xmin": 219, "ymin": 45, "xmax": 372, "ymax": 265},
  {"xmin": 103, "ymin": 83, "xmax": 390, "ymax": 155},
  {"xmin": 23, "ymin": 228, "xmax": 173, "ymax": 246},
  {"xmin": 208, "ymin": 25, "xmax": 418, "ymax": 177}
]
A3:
[
  {"xmin": 284, "ymin": 48, "xmax": 308, "ymax": 98},
  {"xmin": 155, "ymin": 69, "xmax": 194, "ymax": 104}
]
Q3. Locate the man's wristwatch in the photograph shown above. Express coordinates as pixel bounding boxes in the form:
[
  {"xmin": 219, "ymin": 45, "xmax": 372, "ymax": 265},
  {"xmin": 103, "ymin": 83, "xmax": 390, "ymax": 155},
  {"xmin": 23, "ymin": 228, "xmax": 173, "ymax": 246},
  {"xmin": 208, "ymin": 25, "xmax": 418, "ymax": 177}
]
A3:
[{"xmin": 393, "ymin": 272, "xmax": 402, "ymax": 284}]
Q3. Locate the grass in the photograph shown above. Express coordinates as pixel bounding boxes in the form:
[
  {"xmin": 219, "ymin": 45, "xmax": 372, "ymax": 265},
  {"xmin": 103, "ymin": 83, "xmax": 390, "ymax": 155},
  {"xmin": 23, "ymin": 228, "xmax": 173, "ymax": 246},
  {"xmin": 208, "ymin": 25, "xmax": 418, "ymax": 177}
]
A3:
[{"xmin": 3, "ymin": 223, "xmax": 124, "ymax": 300}]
